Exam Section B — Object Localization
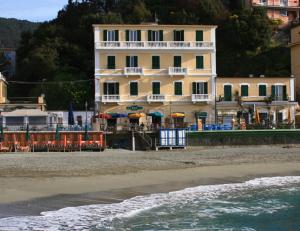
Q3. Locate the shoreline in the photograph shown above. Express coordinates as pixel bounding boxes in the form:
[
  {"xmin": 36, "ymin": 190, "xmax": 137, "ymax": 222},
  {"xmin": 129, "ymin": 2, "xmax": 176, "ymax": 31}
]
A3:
[{"xmin": 0, "ymin": 146, "xmax": 300, "ymax": 218}]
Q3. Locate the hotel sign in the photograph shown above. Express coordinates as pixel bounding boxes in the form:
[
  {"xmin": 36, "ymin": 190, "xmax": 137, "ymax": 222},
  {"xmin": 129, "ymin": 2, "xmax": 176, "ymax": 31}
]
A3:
[{"xmin": 126, "ymin": 105, "xmax": 143, "ymax": 111}]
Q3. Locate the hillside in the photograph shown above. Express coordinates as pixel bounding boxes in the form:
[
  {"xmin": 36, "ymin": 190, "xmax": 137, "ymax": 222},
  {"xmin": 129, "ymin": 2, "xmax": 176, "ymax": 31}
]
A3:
[{"xmin": 0, "ymin": 17, "xmax": 39, "ymax": 48}]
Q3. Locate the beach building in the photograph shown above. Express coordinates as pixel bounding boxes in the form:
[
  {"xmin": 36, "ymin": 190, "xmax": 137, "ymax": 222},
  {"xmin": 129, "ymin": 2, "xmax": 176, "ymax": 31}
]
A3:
[
  {"xmin": 216, "ymin": 76, "xmax": 297, "ymax": 126},
  {"xmin": 93, "ymin": 24, "xmax": 217, "ymax": 128},
  {"xmin": 290, "ymin": 25, "xmax": 300, "ymax": 99},
  {"xmin": 244, "ymin": 0, "xmax": 300, "ymax": 25}
]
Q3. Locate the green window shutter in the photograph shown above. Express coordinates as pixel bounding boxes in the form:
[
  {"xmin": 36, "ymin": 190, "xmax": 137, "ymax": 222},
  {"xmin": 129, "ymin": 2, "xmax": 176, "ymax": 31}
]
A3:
[
  {"xmin": 174, "ymin": 82, "xmax": 182, "ymax": 95},
  {"xmin": 103, "ymin": 30, "xmax": 107, "ymax": 41},
  {"xmin": 148, "ymin": 30, "xmax": 152, "ymax": 41},
  {"xmin": 173, "ymin": 30, "xmax": 177, "ymax": 41},
  {"xmin": 107, "ymin": 56, "xmax": 115, "ymax": 69},
  {"xmin": 152, "ymin": 82, "xmax": 160, "ymax": 94},
  {"xmin": 196, "ymin": 56, "xmax": 204, "ymax": 69},
  {"xmin": 103, "ymin": 83, "xmax": 108, "ymax": 94},
  {"xmin": 125, "ymin": 30, "xmax": 129, "ymax": 41},
  {"xmin": 115, "ymin": 30, "xmax": 119, "ymax": 41},
  {"xmin": 126, "ymin": 56, "xmax": 130, "ymax": 67},
  {"xmin": 259, "ymin": 85, "xmax": 266, "ymax": 96},
  {"xmin": 130, "ymin": 82, "xmax": 138, "ymax": 96},
  {"xmin": 152, "ymin": 56, "xmax": 160, "ymax": 69},
  {"xmin": 159, "ymin": 30, "xmax": 164, "ymax": 41},
  {"xmin": 174, "ymin": 56, "xmax": 181, "ymax": 67},
  {"xmin": 271, "ymin": 85, "xmax": 276, "ymax": 98},
  {"xmin": 116, "ymin": 83, "xmax": 119, "ymax": 95},
  {"xmin": 134, "ymin": 56, "xmax": 138, "ymax": 67},
  {"xmin": 204, "ymin": 82, "xmax": 208, "ymax": 94},
  {"xmin": 181, "ymin": 30, "xmax": 184, "ymax": 41},
  {"xmin": 241, "ymin": 85, "xmax": 248, "ymax": 97},
  {"xmin": 137, "ymin": 30, "xmax": 141, "ymax": 41},
  {"xmin": 283, "ymin": 85, "xmax": 287, "ymax": 100},
  {"xmin": 196, "ymin": 30, "xmax": 203, "ymax": 41},
  {"xmin": 224, "ymin": 85, "xmax": 232, "ymax": 101},
  {"xmin": 192, "ymin": 82, "xmax": 196, "ymax": 94}
]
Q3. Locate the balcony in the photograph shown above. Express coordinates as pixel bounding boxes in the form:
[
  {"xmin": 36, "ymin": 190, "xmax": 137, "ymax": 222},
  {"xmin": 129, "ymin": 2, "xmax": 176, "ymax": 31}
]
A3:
[
  {"xmin": 101, "ymin": 95, "xmax": 120, "ymax": 103},
  {"xmin": 168, "ymin": 67, "xmax": 188, "ymax": 76},
  {"xmin": 95, "ymin": 41, "xmax": 215, "ymax": 51},
  {"xmin": 147, "ymin": 94, "xmax": 166, "ymax": 103},
  {"xmin": 124, "ymin": 67, "xmax": 144, "ymax": 76},
  {"xmin": 192, "ymin": 94, "xmax": 212, "ymax": 103}
]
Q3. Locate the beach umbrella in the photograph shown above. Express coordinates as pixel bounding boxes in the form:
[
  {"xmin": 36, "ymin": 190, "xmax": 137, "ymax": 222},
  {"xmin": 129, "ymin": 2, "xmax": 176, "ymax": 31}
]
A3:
[
  {"xmin": 68, "ymin": 103, "xmax": 75, "ymax": 126},
  {"xmin": 0, "ymin": 125, "xmax": 4, "ymax": 142},
  {"xmin": 255, "ymin": 110, "xmax": 260, "ymax": 124},
  {"xmin": 83, "ymin": 124, "xmax": 89, "ymax": 141},
  {"xmin": 55, "ymin": 124, "xmax": 60, "ymax": 141},
  {"xmin": 25, "ymin": 124, "xmax": 30, "ymax": 142}
]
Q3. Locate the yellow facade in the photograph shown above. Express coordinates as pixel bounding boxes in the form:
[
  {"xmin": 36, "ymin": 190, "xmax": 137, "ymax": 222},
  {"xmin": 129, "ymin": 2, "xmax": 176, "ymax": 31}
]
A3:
[
  {"xmin": 0, "ymin": 73, "xmax": 8, "ymax": 104},
  {"xmin": 290, "ymin": 25, "xmax": 300, "ymax": 100},
  {"xmin": 216, "ymin": 77, "xmax": 296, "ymax": 125},
  {"xmin": 93, "ymin": 24, "xmax": 217, "ymax": 127}
]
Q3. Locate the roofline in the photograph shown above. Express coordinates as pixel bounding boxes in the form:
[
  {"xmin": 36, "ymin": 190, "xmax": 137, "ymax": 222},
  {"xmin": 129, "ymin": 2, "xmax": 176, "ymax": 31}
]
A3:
[
  {"xmin": 92, "ymin": 24, "xmax": 218, "ymax": 29},
  {"xmin": 217, "ymin": 76, "xmax": 293, "ymax": 79}
]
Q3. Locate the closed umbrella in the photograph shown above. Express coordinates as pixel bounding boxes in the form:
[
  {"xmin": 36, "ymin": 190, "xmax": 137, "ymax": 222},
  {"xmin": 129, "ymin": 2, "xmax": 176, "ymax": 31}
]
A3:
[
  {"xmin": 25, "ymin": 124, "xmax": 30, "ymax": 142},
  {"xmin": 0, "ymin": 125, "xmax": 4, "ymax": 142},
  {"xmin": 288, "ymin": 108, "xmax": 292, "ymax": 124},
  {"xmin": 55, "ymin": 124, "xmax": 60, "ymax": 141},
  {"xmin": 68, "ymin": 103, "xmax": 75, "ymax": 126},
  {"xmin": 255, "ymin": 110, "xmax": 260, "ymax": 124},
  {"xmin": 83, "ymin": 124, "xmax": 89, "ymax": 141}
]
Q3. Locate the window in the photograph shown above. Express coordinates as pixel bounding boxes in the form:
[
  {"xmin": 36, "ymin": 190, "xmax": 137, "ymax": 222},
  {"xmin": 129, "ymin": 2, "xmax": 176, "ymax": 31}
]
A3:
[
  {"xmin": 174, "ymin": 82, "xmax": 182, "ymax": 95},
  {"xmin": 196, "ymin": 30, "xmax": 203, "ymax": 41},
  {"xmin": 148, "ymin": 30, "xmax": 163, "ymax": 41},
  {"xmin": 126, "ymin": 56, "xmax": 138, "ymax": 67},
  {"xmin": 224, "ymin": 85, "xmax": 232, "ymax": 101},
  {"xmin": 107, "ymin": 56, "xmax": 115, "ymax": 69},
  {"xmin": 174, "ymin": 56, "xmax": 182, "ymax": 67},
  {"xmin": 280, "ymin": 10, "xmax": 287, "ymax": 16},
  {"xmin": 125, "ymin": 30, "xmax": 141, "ymax": 41},
  {"xmin": 6, "ymin": 117, "xmax": 24, "ymax": 126},
  {"xmin": 103, "ymin": 82, "xmax": 119, "ymax": 95},
  {"xmin": 192, "ymin": 82, "xmax": 208, "ymax": 95},
  {"xmin": 28, "ymin": 116, "xmax": 47, "ymax": 125},
  {"xmin": 259, "ymin": 85, "xmax": 267, "ymax": 96},
  {"xmin": 277, "ymin": 112, "xmax": 283, "ymax": 123},
  {"xmin": 152, "ymin": 56, "xmax": 160, "ymax": 69},
  {"xmin": 241, "ymin": 85, "xmax": 249, "ymax": 97},
  {"xmin": 173, "ymin": 30, "xmax": 184, "ymax": 41},
  {"xmin": 272, "ymin": 85, "xmax": 287, "ymax": 101},
  {"xmin": 196, "ymin": 56, "xmax": 204, "ymax": 69},
  {"xmin": 130, "ymin": 82, "xmax": 138, "ymax": 96},
  {"xmin": 103, "ymin": 30, "xmax": 119, "ymax": 41},
  {"xmin": 152, "ymin": 82, "xmax": 160, "ymax": 95}
]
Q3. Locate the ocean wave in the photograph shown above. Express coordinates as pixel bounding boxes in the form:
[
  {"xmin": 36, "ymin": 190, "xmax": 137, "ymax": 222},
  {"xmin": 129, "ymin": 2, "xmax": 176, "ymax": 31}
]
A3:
[{"xmin": 0, "ymin": 176, "xmax": 300, "ymax": 231}]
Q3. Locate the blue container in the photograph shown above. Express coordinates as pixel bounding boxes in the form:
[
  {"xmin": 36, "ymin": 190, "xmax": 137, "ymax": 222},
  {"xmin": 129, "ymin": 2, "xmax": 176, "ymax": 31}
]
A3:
[{"xmin": 190, "ymin": 124, "xmax": 198, "ymax": 131}]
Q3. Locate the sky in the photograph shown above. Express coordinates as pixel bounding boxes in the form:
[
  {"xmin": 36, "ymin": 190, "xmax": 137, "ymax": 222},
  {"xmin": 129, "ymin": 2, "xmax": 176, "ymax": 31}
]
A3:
[{"xmin": 0, "ymin": 0, "xmax": 68, "ymax": 22}]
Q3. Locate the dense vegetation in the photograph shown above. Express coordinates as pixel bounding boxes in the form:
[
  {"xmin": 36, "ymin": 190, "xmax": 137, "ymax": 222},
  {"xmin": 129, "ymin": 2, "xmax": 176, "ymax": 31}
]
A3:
[
  {"xmin": 10, "ymin": 0, "xmax": 291, "ymax": 109},
  {"xmin": 0, "ymin": 18, "xmax": 39, "ymax": 48}
]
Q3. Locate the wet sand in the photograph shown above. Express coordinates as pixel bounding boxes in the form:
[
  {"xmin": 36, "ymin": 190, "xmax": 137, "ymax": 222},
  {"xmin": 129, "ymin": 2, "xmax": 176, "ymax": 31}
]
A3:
[{"xmin": 0, "ymin": 145, "xmax": 300, "ymax": 218}]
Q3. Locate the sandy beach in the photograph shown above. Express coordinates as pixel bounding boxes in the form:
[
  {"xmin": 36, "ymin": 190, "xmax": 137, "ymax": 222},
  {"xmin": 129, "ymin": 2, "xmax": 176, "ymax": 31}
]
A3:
[{"xmin": 0, "ymin": 145, "xmax": 300, "ymax": 218}]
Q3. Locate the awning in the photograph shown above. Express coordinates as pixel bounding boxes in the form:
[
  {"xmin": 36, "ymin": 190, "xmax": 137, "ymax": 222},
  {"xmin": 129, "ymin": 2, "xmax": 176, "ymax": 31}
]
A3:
[
  {"xmin": 147, "ymin": 112, "xmax": 164, "ymax": 117},
  {"xmin": 128, "ymin": 113, "xmax": 145, "ymax": 119},
  {"xmin": 171, "ymin": 113, "xmax": 185, "ymax": 118}
]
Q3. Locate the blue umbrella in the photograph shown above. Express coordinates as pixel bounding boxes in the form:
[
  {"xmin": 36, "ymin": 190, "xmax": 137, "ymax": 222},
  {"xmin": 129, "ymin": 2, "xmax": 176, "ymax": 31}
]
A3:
[{"xmin": 68, "ymin": 103, "xmax": 75, "ymax": 126}]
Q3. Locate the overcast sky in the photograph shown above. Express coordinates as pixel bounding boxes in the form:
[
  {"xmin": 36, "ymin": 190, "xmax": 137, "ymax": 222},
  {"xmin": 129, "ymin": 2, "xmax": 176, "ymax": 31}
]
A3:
[{"xmin": 0, "ymin": 0, "xmax": 68, "ymax": 22}]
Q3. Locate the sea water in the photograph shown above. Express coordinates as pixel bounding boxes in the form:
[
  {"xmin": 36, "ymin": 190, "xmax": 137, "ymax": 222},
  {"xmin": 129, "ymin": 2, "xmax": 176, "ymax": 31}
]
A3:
[{"xmin": 0, "ymin": 176, "xmax": 300, "ymax": 231}]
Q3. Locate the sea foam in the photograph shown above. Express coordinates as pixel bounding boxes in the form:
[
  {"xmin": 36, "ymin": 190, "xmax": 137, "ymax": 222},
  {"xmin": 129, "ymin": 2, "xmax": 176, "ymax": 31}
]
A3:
[{"xmin": 0, "ymin": 176, "xmax": 299, "ymax": 231}]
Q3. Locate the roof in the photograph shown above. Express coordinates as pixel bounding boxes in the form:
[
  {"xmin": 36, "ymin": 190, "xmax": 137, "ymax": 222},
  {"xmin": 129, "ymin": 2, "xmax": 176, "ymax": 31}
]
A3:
[
  {"xmin": 93, "ymin": 24, "xmax": 217, "ymax": 29},
  {"xmin": 2, "ymin": 109, "xmax": 49, "ymax": 117}
]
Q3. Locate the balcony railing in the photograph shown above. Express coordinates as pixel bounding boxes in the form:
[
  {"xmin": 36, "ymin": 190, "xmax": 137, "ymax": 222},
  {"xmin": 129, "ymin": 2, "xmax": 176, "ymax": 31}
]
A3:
[
  {"xmin": 101, "ymin": 95, "xmax": 120, "ymax": 103},
  {"xmin": 124, "ymin": 67, "xmax": 144, "ymax": 76},
  {"xmin": 95, "ymin": 41, "xmax": 215, "ymax": 50},
  {"xmin": 192, "ymin": 94, "xmax": 211, "ymax": 102},
  {"xmin": 168, "ymin": 67, "xmax": 188, "ymax": 76},
  {"xmin": 147, "ymin": 94, "xmax": 166, "ymax": 102}
]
